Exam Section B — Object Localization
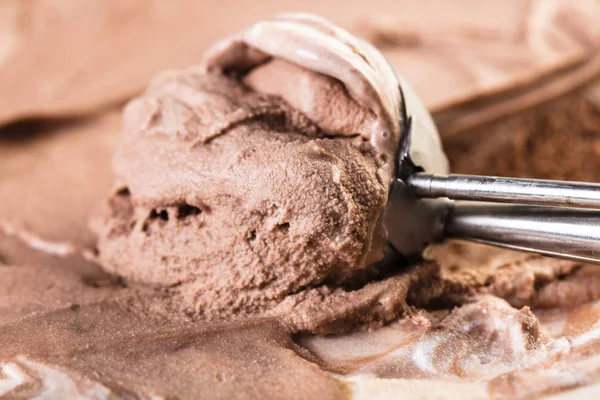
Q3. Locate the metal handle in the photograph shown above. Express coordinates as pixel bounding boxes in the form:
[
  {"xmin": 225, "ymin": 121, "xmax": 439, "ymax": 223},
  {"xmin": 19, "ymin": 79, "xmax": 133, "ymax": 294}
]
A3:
[
  {"xmin": 409, "ymin": 173, "xmax": 600, "ymax": 209},
  {"xmin": 445, "ymin": 203, "xmax": 600, "ymax": 265}
]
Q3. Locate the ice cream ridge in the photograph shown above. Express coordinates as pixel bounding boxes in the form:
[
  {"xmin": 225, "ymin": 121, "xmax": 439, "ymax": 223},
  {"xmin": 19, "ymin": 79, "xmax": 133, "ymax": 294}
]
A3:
[{"xmin": 93, "ymin": 13, "xmax": 448, "ymax": 332}]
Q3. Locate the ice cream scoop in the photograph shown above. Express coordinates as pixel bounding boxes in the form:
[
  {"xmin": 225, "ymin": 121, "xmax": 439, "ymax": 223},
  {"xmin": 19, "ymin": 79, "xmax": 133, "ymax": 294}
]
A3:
[
  {"xmin": 388, "ymin": 90, "xmax": 600, "ymax": 264},
  {"xmin": 377, "ymin": 54, "xmax": 600, "ymax": 265},
  {"xmin": 207, "ymin": 12, "xmax": 600, "ymax": 265}
]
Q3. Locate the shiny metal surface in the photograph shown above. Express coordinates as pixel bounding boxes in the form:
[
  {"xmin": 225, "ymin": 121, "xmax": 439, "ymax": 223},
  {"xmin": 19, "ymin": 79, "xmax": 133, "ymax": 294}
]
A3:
[
  {"xmin": 446, "ymin": 204, "xmax": 600, "ymax": 264},
  {"xmin": 383, "ymin": 78, "xmax": 451, "ymax": 259},
  {"xmin": 384, "ymin": 180, "xmax": 450, "ymax": 258},
  {"xmin": 388, "ymin": 63, "xmax": 600, "ymax": 264},
  {"xmin": 409, "ymin": 173, "xmax": 600, "ymax": 209}
]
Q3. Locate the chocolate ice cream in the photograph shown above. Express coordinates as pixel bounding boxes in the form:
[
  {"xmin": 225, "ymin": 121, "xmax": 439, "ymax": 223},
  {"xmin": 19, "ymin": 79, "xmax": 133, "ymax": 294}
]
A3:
[
  {"xmin": 92, "ymin": 14, "xmax": 449, "ymax": 330},
  {"xmin": 2, "ymin": 2, "xmax": 600, "ymax": 400}
]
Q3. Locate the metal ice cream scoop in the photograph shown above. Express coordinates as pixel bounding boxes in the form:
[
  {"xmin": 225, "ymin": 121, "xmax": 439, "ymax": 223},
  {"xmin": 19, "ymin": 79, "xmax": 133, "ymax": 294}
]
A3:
[{"xmin": 384, "ymin": 82, "xmax": 600, "ymax": 265}]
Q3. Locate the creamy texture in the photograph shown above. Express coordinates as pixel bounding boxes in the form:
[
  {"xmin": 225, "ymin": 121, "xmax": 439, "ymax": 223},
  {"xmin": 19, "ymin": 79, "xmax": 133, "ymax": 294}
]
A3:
[
  {"xmin": 2, "ymin": 0, "xmax": 599, "ymax": 130},
  {"xmin": 0, "ymin": 113, "xmax": 120, "ymax": 248},
  {"xmin": 2, "ymin": 2, "xmax": 600, "ymax": 400},
  {"xmin": 93, "ymin": 16, "xmax": 445, "ymax": 329},
  {"xmin": 0, "ymin": 0, "xmax": 527, "ymax": 126}
]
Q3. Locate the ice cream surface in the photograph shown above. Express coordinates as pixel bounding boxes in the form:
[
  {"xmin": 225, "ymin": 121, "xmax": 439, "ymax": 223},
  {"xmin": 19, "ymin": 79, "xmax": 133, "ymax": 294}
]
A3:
[
  {"xmin": 92, "ymin": 14, "xmax": 448, "ymax": 331},
  {"xmin": 2, "ymin": 1, "xmax": 600, "ymax": 399}
]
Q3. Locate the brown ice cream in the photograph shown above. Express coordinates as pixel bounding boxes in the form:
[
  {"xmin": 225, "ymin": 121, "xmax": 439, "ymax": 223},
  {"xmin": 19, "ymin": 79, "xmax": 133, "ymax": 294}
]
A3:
[
  {"xmin": 93, "ymin": 62, "xmax": 389, "ymax": 322},
  {"xmin": 91, "ymin": 15, "xmax": 445, "ymax": 331},
  {"xmin": 2, "ymin": 1, "xmax": 600, "ymax": 400}
]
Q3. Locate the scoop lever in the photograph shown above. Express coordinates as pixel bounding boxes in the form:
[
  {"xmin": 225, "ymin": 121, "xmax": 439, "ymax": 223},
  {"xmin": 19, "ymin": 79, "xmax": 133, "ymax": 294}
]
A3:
[
  {"xmin": 409, "ymin": 173, "xmax": 600, "ymax": 209},
  {"xmin": 445, "ymin": 203, "xmax": 600, "ymax": 265},
  {"xmin": 403, "ymin": 173, "xmax": 600, "ymax": 265}
]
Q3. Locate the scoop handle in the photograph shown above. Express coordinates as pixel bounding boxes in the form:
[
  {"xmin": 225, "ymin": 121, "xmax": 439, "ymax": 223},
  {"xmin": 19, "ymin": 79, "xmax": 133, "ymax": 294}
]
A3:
[
  {"xmin": 445, "ymin": 203, "xmax": 600, "ymax": 265},
  {"xmin": 409, "ymin": 173, "xmax": 600, "ymax": 209}
]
